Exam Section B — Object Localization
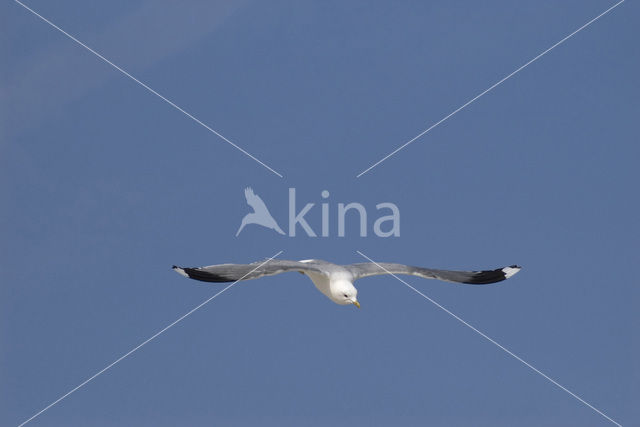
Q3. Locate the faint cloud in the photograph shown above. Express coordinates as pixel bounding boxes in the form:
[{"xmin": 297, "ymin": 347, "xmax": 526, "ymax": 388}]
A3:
[{"xmin": 4, "ymin": 0, "xmax": 247, "ymax": 136}]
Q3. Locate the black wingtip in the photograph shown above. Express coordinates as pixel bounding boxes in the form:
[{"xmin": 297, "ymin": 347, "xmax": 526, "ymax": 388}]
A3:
[
  {"xmin": 465, "ymin": 265, "xmax": 522, "ymax": 284},
  {"xmin": 171, "ymin": 265, "xmax": 236, "ymax": 282},
  {"xmin": 172, "ymin": 265, "xmax": 190, "ymax": 278}
]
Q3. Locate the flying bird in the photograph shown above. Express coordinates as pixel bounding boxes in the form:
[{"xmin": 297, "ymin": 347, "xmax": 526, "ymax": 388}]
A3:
[
  {"xmin": 172, "ymin": 259, "xmax": 521, "ymax": 307},
  {"xmin": 236, "ymin": 187, "xmax": 285, "ymax": 236}
]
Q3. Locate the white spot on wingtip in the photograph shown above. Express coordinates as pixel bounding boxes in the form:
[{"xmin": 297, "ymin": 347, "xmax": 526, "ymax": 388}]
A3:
[
  {"xmin": 299, "ymin": 259, "xmax": 314, "ymax": 263},
  {"xmin": 503, "ymin": 266, "xmax": 521, "ymax": 279},
  {"xmin": 173, "ymin": 267, "xmax": 189, "ymax": 278}
]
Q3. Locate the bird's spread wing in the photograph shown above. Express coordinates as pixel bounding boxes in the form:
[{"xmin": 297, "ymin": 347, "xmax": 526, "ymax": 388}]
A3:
[
  {"xmin": 173, "ymin": 259, "xmax": 325, "ymax": 283},
  {"xmin": 346, "ymin": 263, "xmax": 521, "ymax": 285},
  {"xmin": 244, "ymin": 187, "xmax": 269, "ymax": 213}
]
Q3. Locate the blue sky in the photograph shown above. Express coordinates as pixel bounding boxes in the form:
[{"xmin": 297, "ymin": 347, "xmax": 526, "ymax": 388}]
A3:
[{"xmin": 2, "ymin": 1, "xmax": 638, "ymax": 425}]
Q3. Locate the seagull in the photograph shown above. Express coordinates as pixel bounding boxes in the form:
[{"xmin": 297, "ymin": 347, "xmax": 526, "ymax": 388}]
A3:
[
  {"xmin": 236, "ymin": 187, "xmax": 285, "ymax": 236},
  {"xmin": 172, "ymin": 259, "xmax": 521, "ymax": 308}
]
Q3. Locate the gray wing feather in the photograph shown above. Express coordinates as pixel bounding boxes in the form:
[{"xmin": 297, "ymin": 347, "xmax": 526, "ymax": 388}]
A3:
[
  {"xmin": 346, "ymin": 263, "xmax": 521, "ymax": 285},
  {"xmin": 173, "ymin": 259, "xmax": 325, "ymax": 283}
]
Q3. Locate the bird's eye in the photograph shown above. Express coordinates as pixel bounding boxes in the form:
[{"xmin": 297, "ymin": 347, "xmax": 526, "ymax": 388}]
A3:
[{"xmin": 343, "ymin": 294, "xmax": 348, "ymax": 298}]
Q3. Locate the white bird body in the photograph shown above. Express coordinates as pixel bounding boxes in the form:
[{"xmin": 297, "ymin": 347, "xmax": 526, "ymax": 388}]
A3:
[{"xmin": 304, "ymin": 268, "xmax": 358, "ymax": 305}]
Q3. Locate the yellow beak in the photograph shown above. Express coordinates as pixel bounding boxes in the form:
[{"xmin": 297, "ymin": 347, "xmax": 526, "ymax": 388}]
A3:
[{"xmin": 353, "ymin": 300, "xmax": 361, "ymax": 308}]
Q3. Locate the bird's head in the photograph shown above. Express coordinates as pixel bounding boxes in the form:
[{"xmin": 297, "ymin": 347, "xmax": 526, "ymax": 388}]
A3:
[{"xmin": 333, "ymin": 281, "xmax": 360, "ymax": 308}]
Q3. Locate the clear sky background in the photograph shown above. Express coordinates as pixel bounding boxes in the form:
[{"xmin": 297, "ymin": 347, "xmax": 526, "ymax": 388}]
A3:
[{"xmin": 2, "ymin": 1, "xmax": 638, "ymax": 426}]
